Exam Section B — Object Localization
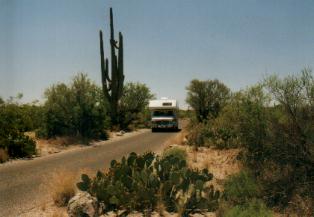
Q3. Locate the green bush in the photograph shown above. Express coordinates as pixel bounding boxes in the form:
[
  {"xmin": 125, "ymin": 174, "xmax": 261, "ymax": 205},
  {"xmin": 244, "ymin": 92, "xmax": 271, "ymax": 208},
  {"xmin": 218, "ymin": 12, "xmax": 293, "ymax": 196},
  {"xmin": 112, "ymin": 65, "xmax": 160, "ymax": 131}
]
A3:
[
  {"xmin": 232, "ymin": 71, "xmax": 314, "ymax": 207},
  {"xmin": 0, "ymin": 99, "xmax": 37, "ymax": 159},
  {"xmin": 187, "ymin": 122, "xmax": 211, "ymax": 147},
  {"xmin": 162, "ymin": 146, "xmax": 187, "ymax": 162},
  {"xmin": 205, "ymin": 101, "xmax": 242, "ymax": 149},
  {"xmin": 223, "ymin": 171, "xmax": 260, "ymax": 205},
  {"xmin": 224, "ymin": 200, "xmax": 272, "ymax": 217},
  {"xmin": 183, "ymin": 69, "xmax": 313, "ymax": 211},
  {"xmin": 186, "ymin": 79, "xmax": 230, "ymax": 122},
  {"xmin": 5, "ymin": 131, "xmax": 36, "ymax": 158},
  {"xmin": 119, "ymin": 82, "xmax": 154, "ymax": 130},
  {"xmin": 40, "ymin": 73, "xmax": 109, "ymax": 139},
  {"xmin": 186, "ymin": 109, "xmax": 240, "ymax": 149},
  {"xmin": 20, "ymin": 103, "xmax": 44, "ymax": 131},
  {"xmin": 77, "ymin": 152, "xmax": 220, "ymax": 215}
]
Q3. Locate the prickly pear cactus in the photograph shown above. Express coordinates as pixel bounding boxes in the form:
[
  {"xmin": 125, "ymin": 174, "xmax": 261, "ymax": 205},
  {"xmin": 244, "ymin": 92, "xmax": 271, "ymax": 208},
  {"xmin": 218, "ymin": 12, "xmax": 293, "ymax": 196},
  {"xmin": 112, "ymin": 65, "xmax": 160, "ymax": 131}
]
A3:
[{"xmin": 76, "ymin": 152, "xmax": 219, "ymax": 214}]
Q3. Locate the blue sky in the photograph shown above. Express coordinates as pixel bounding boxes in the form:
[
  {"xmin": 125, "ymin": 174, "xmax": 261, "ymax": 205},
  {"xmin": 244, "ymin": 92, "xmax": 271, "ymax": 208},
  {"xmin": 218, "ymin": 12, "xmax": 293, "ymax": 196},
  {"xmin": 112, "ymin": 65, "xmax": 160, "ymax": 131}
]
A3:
[{"xmin": 1, "ymin": 0, "xmax": 314, "ymax": 107}]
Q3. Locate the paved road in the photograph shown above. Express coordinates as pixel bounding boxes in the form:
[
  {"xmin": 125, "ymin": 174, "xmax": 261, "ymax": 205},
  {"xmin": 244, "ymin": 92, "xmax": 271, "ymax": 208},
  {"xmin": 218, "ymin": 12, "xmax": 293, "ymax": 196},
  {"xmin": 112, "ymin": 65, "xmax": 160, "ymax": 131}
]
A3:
[{"xmin": 0, "ymin": 130, "xmax": 178, "ymax": 216}]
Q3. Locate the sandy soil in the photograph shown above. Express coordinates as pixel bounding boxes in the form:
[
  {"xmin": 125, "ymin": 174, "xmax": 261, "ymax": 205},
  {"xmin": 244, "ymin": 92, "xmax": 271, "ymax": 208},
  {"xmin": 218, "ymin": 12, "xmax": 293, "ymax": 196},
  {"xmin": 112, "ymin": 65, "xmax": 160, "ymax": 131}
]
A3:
[
  {"xmin": 18, "ymin": 202, "xmax": 67, "ymax": 217},
  {"xmin": 186, "ymin": 146, "xmax": 242, "ymax": 191}
]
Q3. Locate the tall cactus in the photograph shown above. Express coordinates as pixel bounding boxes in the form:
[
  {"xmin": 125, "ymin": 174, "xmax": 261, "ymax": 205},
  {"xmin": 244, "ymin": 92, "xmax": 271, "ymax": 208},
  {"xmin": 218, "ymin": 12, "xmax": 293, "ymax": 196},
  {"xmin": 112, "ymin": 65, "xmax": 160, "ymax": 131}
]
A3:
[{"xmin": 100, "ymin": 8, "xmax": 124, "ymax": 125}]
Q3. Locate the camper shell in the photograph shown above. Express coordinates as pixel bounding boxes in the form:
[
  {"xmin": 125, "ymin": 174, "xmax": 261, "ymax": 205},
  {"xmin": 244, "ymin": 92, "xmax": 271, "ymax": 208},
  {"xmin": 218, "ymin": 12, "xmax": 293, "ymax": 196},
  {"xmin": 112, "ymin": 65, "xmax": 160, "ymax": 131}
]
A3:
[{"xmin": 148, "ymin": 98, "xmax": 179, "ymax": 131}]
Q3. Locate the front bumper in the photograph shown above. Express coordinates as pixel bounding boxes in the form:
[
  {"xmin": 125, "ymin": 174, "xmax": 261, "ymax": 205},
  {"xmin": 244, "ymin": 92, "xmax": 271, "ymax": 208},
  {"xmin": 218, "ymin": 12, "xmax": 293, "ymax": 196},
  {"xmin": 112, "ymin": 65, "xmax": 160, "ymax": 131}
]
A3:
[{"xmin": 151, "ymin": 120, "xmax": 178, "ymax": 129}]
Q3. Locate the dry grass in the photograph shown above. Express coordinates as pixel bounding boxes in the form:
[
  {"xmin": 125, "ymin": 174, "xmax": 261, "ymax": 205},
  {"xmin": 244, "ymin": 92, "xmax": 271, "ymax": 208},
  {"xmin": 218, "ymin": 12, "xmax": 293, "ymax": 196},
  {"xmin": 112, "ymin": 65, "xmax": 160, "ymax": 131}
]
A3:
[
  {"xmin": 50, "ymin": 210, "xmax": 68, "ymax": 217},
  {"xmin": 163, "ymin": 124, "xmax": 189, "ymax": 148},
  {"xmin": 0, "ymin": 148, "xmax": 9, "ymax": 163},
  {"xmin": 36, "ymin": 136, "xmax": 86, "ymax": 156},
  {"xmin": 44, "ymin": 169, "xmax": 77, "ymax": 207},
  {"xmin": 186, "ymin": 147, "xmax": 242, "ymax": 190},
  {"xmin": 285, "ymin": 194, "xmax": 313, "ymax": 217},
  {"xmin": 40, "ymin": 202, "xmax": 47, "ymax": 211}
]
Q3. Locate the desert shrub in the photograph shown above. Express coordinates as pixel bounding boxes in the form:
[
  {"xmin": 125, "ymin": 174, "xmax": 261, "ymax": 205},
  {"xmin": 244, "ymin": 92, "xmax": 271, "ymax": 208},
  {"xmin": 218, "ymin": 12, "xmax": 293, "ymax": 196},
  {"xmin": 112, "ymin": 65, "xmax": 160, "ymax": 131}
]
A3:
[
  {"xmin": 1, "ymin": 94, "xmax": 44, "ymax": 132},
  {"xmin": 230, "ymin": 70, "xmax": 314, "ymax": 207},
  {"xmin": 178, "ymin": 109, "xmax": 192, "ymax": 119},
  {"xmin": 223, "ymin": 200, "xmax": 272, "ymax": 217},
  {"xmin": 77, "ymin": 152, "xmax": 219, "ymax": 215},
  {"xmin": 206, "ymin": 104, "xmax": 241, "ymax": 149},
  {"xmin": 40, "ymin": 73, "xmax": 109, "ymax": 139},
  {"xmin": 0, "ymin": 130, "xmax": 36, "ymax": 158},
  {"xmin": 0, "ymin": 100, "xmax": 37, "ymax": 159},
  {"xmin": 119, "ymin": 82, "xmax": 154, "ymax": 130},
  {"xmin": 234, "ymin": 85, "xmax": 271, "ymax": 167},
  {"xmin": 186, "ymin": 122, "xmax": 211, "ymax": 147},
  {"xmin": 162, "ymin": 146, "xmax": 187, "ymax": 162},
  {"xmin": 223, "ymin": 171, "xmax": 260, "ymax": 205},
  {"xmin": 186, "ymin": 79, "xmax": 230, "ymax": 122},
  {"xmin": 184, "ymin": 69, "xmax": 314, "ymax": 210},
  {"xmin": 20, "ymin": 103, "xmax": 44, "ymax": 131},
  {"xmin": 186, "ymin": 90, "xmax": 241, "ymax": 149},
  {"xmin": 5, "ymin": 132, "xmax": 36, "ymax": 158}
]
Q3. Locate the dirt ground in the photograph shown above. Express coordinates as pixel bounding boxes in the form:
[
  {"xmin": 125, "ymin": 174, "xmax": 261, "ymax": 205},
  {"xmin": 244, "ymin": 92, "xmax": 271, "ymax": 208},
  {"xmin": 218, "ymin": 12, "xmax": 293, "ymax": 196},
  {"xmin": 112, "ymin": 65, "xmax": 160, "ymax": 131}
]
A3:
[{"xmin": 186, "ymin": 146, "xmax": 242, "ymax": 191}]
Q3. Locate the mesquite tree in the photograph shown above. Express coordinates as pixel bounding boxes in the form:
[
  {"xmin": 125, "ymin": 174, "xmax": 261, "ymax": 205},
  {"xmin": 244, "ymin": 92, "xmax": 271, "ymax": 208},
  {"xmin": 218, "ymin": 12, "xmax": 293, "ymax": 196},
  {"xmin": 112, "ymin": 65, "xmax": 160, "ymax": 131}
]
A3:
[{"xmin": 99, "ymin": 8, "xmax": 124, "ymax": 125}]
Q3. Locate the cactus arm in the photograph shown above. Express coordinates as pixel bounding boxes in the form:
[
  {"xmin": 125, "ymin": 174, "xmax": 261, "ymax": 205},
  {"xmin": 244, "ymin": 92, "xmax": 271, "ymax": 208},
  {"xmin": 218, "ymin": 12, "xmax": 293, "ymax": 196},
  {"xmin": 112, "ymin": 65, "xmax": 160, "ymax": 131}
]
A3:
[
  {"xmin": 100, "ymin": 30, "xmax": 105, "ymax": 80},
  {"xmin": 117, "ymin": 32, "xmax": 124, "ymax": 99},
  {"xmin": 110, "ymin": 7, "xmax": 117, "ymax": 86},
  {"xmin": 100, "ymin": 30, "xmax": 111, "ymax": 101},
  {"xmin": 109, "ymin": 8, "xmax": 115, "ymax": 45}
]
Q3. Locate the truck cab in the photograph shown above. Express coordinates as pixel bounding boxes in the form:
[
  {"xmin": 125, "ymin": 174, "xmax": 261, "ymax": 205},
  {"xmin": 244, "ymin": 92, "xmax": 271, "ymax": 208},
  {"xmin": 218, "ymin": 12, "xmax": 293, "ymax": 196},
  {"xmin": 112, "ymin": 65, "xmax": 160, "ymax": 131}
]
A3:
[{"xmin": 148, "ymin": 98, "xmax": 179, "ymax": 132}]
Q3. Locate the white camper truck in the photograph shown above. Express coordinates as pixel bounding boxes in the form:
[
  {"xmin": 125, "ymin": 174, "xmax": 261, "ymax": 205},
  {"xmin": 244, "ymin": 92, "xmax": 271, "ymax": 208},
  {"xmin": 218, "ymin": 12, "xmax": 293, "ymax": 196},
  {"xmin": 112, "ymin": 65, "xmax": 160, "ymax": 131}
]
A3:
[{"xmin": 148, "ymin": 98, "xmax": 179, "ymax": 132}]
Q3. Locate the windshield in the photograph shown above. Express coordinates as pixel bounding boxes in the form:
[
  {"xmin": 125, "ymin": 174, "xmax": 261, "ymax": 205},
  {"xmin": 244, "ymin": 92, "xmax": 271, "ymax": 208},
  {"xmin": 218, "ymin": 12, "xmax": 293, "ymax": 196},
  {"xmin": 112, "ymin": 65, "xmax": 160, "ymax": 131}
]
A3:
[{"xmin": 152, "ymin": 110, "xmax": 175, "ymax": 117}]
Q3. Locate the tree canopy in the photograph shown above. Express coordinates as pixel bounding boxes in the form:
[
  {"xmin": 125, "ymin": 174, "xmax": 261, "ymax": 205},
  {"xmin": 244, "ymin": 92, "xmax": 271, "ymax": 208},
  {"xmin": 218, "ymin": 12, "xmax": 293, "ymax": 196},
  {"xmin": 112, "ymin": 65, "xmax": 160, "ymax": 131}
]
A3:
[{"xmin": 186, "ymin": 79, "xmax": 230, "ymax": 122}]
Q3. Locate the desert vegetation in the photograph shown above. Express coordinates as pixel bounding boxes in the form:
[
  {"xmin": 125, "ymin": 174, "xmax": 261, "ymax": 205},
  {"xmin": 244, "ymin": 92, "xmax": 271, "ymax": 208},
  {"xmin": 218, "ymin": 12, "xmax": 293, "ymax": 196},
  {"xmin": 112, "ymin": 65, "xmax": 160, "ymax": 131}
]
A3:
[
  {"xmin": 0, "ymin": 94, "xmax": 39, "ymax": 161},
  {"xmin": 76, "ymin": 151, "xmax": 220, "ymax": 216},
  {"xmin": 0, "ymin": 74, "xmax": 154, "ymax": 162},
  {"xmin": 37, "ymin": 73, "xmax": 109, "ymax": 140},
  {"xmin": 185, "ymin": 68, "xmax": 314, "ymax": 216},
  {"xmin": 1, "ymin": 4, "xmax": 313, "ymax": 217}
]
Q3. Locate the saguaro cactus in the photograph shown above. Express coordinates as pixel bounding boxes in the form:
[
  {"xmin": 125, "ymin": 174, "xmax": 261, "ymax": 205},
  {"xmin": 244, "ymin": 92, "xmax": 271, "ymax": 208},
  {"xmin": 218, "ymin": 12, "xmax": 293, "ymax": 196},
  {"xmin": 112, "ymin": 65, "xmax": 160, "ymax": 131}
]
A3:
[{"xmin": 100, "ymin": 7, "xmax": 124, "ymax": 125}]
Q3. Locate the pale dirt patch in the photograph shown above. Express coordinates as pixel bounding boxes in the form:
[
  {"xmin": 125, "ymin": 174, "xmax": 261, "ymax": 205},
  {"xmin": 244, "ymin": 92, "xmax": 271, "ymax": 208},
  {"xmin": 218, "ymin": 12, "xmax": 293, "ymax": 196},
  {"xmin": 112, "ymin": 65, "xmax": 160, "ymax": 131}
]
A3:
[
  {"xmin": 187, "ymin": 147, "xmax": 242, "ymax": 191},
  {"xmin": 18, "ymin": 202, "xmax": 67, "ymax": 217},
  {"xmin": 36, "ymin": 137, "xmax": 86, "ymax": 157},
  {"xmin": 164, "ymin": 128, "xmax": 188, "ymax": 147}
]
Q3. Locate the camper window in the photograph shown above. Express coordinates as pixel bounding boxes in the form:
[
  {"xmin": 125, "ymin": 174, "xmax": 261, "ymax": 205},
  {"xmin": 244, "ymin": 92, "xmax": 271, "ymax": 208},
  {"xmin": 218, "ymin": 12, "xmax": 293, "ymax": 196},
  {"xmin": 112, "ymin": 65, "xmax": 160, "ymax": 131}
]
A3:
[{"xmin": 153, "ymin": 110, "xmax": 174, "ymax": 117}]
